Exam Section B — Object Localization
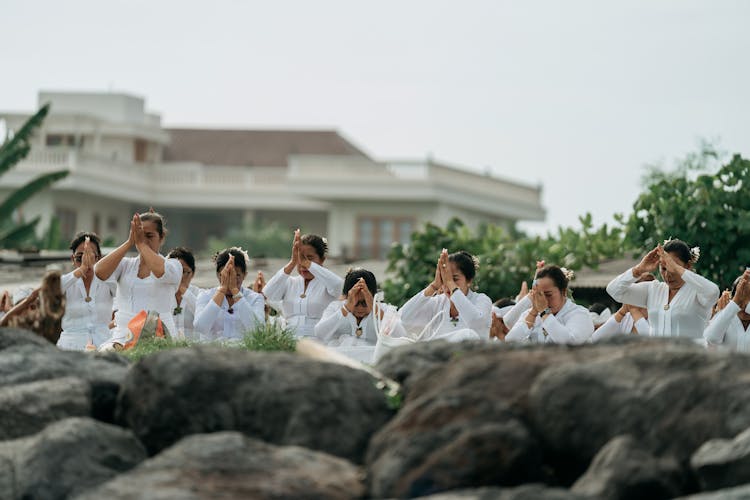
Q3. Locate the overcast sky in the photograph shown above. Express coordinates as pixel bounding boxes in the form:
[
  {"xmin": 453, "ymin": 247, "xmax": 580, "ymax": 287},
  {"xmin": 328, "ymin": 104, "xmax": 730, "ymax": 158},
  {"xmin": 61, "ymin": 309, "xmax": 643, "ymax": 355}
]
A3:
[{"xmin": 2, "ymin": 0, "xmax": 749, "ymax": 234}]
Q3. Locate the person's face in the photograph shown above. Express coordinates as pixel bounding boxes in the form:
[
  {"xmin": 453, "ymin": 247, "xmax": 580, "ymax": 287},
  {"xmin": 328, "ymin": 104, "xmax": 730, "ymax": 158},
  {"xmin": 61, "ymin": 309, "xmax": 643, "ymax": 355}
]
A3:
[
  {"xmin": 71, "ymin": 241, "xmax": 100, "ymax": 271},
  {"xmin": 660, "ymin": 251, "xmax": 688, "ymax": 290},
  {"xmin": 178, "ymin": 259, "xmax": 194, "ymax": 288},
  {"xmin": 141, "ymin": 220, "xmax": 164, "ymax": 253},
  {"xmin": 298, "ymin": 244, "xmax": 324, "ymax": 280},
  {"xmin": 536, "ymin": 277, "xmax": 566, "ymax": 314},
  {"xmin": 448, "ymin": 262, "xmax": 471, "ymax": 295},
  {"xmin": 352, "ymin": 294, "xmax": 372, "ymax": 320}
]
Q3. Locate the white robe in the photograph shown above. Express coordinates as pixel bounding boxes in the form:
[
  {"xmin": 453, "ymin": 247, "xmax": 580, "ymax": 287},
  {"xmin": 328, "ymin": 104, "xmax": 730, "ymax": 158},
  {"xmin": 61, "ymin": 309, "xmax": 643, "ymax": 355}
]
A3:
[
  {"xmin": 263, "ymin": 262, "xmax": 343, "ymax": 338},
  {"xmin": 606, "ymin": 268, "xmax": 720, "ymax": 339},
  {"xmin": 590, "ymin": 312, "xmax": 650, "ymax": 343},
  {"xmin": 173, "ymin": 284, "xmax": 201, "ymax": 341},
  {"xmin": 399, "ymin": 288, "xmax": 492, "ymax": 341},
  {"xmin": 108, "ymin": 256, "xmax": 182, "ymax": 343},
  {"xmin": 505, "ymin": 298, "xmax": 594, "ymax": 344},
  {"xmin": 315, "ymin": 300, "xmax": 378, "ymax": 346},
  {"xmin": 704, "ymin": 301, "xmax": 750, "ymax": 352},
  {"xmin": 57, "ymin": 271, "xmax": 117, "ymax": 350},
  {"xmin": 194, "ymin": 286, "xmax": 265, "ymax": 342}
]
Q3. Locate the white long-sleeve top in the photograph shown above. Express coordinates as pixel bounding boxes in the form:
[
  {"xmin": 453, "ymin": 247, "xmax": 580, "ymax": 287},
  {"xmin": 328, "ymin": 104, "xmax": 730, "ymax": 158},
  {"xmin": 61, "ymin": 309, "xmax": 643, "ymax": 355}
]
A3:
[
  {"xmin": 314, "ymin": 300, "xmax": 378, "ymax": 346},
  {"xmin": 506, "ymin": 298, "xmax": 594, "ymax": 344},
  {"xmin": 262, "ymin": 262, "xmax": 343, "ymax": 338},
  {"xmin": 399, "ymin": 288, "xmax": 492, "ymax": 341},
  {"xmin": 590, "ymin": 312, "xmax": 650, "ymax": 343},
  {"xmin": 193, "ymin": 287, "xmax": 265, "ymax": 342},
  {"xmin": 57, "ymin": 271, "xmax": 117, "ymax": 350},
  {"xmin": 704, "ymin": 301, "xmax": 750, "ymax": 352},
  {"xmin": 606, "ymin": 268, "xmax": 720, "ymax": 339},
  {"xmin": 502, "ymin": 294, "xmax": 532, "ymax": 329},
  {"xmin": 108, "ymin": 256, "xmax": 182, "ymax": 342},
  {"xmin": 173, "ymin": 284, "xmax": 201, "ymax": 340}
]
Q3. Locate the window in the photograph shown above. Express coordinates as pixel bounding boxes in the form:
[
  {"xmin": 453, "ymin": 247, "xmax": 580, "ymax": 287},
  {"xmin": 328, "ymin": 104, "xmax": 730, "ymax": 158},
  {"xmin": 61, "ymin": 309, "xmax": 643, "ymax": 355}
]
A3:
[
  {"xmin": 46, "ymin": 134, "xmax": 79, "ymax": 147},
  {"xmin": 56, "ymin": 208, "xmax": 77, "ymax": 241},
  {"xmin": 356, "ymin": 216, "xmax": 415, "ymax": 259},
  {"xmin": 134, "ymin": 139, "xmax": 147, "ymax": 163}
]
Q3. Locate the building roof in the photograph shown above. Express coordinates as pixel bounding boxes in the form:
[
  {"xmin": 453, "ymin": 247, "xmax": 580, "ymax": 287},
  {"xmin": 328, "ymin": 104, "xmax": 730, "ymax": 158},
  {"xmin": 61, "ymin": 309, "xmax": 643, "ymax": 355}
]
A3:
[
  {"xmin": 573, "ymin": 256, "xmax": 642, "ymax": 289},
  {"xmin": 163, "ymin": 128, "xmax": 369, "ymax": 167}
]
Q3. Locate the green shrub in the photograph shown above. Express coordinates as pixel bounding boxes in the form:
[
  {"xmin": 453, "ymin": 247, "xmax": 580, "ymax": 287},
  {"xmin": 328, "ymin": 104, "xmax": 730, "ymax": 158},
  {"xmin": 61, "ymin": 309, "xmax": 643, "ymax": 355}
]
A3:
[
  {"xmin": 120, "ymin": 337, "xmax": 194, "ymax": 362},
  {"xmin": 242, "ymin": 322, "xmax": 297, "ymax": 352}
]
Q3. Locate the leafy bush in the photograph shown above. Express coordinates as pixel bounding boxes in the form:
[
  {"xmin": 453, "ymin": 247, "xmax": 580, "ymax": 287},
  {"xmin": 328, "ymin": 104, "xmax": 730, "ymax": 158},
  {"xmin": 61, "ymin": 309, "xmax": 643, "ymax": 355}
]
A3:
[
  {"xmin": 120, "ymin": 337, "xmax": 194, "ymax": 362},
  {"xmin": 242, "ymin": 322, "xmax": 297, "ymax": 352}
]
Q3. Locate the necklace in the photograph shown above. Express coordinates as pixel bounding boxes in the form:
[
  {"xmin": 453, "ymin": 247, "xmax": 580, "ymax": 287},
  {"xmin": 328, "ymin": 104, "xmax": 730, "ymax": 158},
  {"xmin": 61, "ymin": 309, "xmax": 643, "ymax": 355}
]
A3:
[
  {"xmin": 84, "ymin": 296, "xmax": 92, "ymax": 303},
  {"xmin": 664, "ymin": 304, "xmax": 670, "ymax": 311},
  {"xmin": 173, "ymin": 306, "xmax": 182, "ymax": 315},
  {"xmin": 355, "ymin": 327, "xmax": 363, "ymax": 338}
]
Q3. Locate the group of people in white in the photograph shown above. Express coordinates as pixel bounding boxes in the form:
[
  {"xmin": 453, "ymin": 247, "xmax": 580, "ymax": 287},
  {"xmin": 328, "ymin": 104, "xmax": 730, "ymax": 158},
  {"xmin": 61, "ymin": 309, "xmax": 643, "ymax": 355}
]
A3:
[{"xmin": 2, "ymin": 210, "xmax": 749, "ymax": 361}]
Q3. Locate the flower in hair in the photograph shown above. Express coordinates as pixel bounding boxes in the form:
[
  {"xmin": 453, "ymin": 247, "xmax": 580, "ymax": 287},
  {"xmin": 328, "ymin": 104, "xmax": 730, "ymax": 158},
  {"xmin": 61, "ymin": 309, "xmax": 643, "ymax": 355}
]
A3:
[
  {"xmin": 690, "ymin": 246, "xmax": 701, "ymax": 263},
  {"xmin": 663, "ymin": 237, "xmax": 674, "ymax": 246},
  {"xmin": 560, "ymin": 267, "xmax": 575, "ymax": 281}
]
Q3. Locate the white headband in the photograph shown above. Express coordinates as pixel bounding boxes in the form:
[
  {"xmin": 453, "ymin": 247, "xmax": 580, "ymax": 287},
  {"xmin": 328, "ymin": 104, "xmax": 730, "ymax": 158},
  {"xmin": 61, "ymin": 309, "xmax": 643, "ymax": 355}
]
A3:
[
  {"xmin": 589, "ymin": 308, "xmax": 612, "ymax": 326},
  {"xmin": 493, "ymin": 305, "xmax": 514, "ymax": 318}
]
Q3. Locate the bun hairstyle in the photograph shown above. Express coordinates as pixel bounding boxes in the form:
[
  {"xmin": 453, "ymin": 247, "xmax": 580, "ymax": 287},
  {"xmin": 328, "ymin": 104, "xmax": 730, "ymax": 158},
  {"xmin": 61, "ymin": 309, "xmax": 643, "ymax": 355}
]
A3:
[
  {"xmin": 536, "ymin": 265, "xmax": 571, "ymax": 291},
  {"xmin": 662, "ymin": 238, "xmax": 700, "ymax": 265},
  {"xmin": 343, "ymin": 267, "xmax": 378, "ymax": 296},
  {"xmin": 448, "ymin": 251, "xmax": 479, "ymax": 282},
  {"xmin": 69, "ymin": 231, "xmax": 102, "ymax": 257},
  {"xmin": 300, "ymin": 234, "xmax": 328, "ymax": 260},
  {"xmin": 139, "ymin": 208, "xmax": 167, "ymax": 238},
  {"xmin": 213, "ymin": 247, "xmax": 250, "ymax": 274},
  {"xmin": 167, "ymin": 247, "xmax": 196, "ymax": 273}
]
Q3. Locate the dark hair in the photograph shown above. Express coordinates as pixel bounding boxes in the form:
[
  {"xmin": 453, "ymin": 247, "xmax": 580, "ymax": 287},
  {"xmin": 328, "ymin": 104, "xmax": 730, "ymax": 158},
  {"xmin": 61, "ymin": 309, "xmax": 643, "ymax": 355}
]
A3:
[
  {"xmin": 731, "ymin": 275, "xmax": 743, "ymax": 296},
  {"xmin": 588, "ymin": 303, "xmax": 609, "ymax": 314},
  {"xmin": 300, "ymin": 234, "xmax": 328, "ymax": 259},
  {"xmin": 493, "ymin": 298, "xmax": 516, "ymax": 308},
  {"xmin": 167, "ymin": 247, "xmax": 196, "ymax": 273},
  {"xmin": 663, "ymin": 239, "xmax": 692, "ymax": 265},
  {"xmin": 448, "ymin": 251, "xmax": 479, "ymax": 282},
  {"xmin": 69, "ymin": 231, "xmax": 102, "ymax": 257},
  {"xmin": 536, "ymin": 265, "xmax": 569, "ymax": 291},
  {"xmin": 139, "ymin": 209, "xmax": 167, "ymax": 238},
  {"xmin": 213, "ymin": 247, "xmax": 248, "ymax": 274},
  {"xmin": 343, "ymin": 268, "xmax": 377, "ymax": 296}
]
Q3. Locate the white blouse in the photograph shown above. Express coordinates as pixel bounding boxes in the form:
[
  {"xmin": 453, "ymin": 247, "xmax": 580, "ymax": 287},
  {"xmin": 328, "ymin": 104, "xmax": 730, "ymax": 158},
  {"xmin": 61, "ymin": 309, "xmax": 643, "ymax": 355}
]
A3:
[
  {"xmin": 173, "ymin": 284, "xmax": 201, "ymax": 341},
  {"xmin": 704, "ymin": 301, "xmax": 750, "ymax": 352},
  {"xmin": 57, "ymin": 271, "xmax": 117, "ymax": 350},
  {"xmin": 108, "ymin": 256, "xmax": 182, "ymax": 342},
  {"xmin": 399, "ymin": 288, "xmax": 492, "ymax": 341},
  {"xmin": 505, "ymin": 298, "xmax": 594, "ymax": 344},
  {"xmin": 263, "ymin": 262, "xmax": 343, "ymax": 338},
  {"xmin": 314, "ymin": 300, "xmax": 378, "ymax": 346},
  {"xmin": 194, "ymin": 287, "xmax": 265, "ymax": 342},
  {"xmin": 606, "ymin": 268, "xmax": 720, "ymax": 339},
  {"xmin": 590, "ymin": 312, "xmax": 650, "ymax": 343}
]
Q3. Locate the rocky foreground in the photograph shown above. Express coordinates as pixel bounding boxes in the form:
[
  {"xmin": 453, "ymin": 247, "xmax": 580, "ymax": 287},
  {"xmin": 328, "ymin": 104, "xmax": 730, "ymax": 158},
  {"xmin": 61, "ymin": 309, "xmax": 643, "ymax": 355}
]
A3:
[{"xmin": 3, "ymin": 329, "xmax": 750, "ymax": 499}]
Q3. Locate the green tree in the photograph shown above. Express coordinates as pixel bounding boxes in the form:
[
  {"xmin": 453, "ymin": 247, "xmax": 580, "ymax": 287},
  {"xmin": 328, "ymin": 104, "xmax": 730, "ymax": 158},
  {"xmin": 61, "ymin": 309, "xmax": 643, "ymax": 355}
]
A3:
[
  {"xmin": 383, "ymin": 215, "xmax": 628, "ymax": 307},
  {"xmin": 625, "ymin": 151, "xmax": 750, "ymax": 289},
  {"xmin": 0, "ymin": 104, "xmax": 69, "ymax": 249}
]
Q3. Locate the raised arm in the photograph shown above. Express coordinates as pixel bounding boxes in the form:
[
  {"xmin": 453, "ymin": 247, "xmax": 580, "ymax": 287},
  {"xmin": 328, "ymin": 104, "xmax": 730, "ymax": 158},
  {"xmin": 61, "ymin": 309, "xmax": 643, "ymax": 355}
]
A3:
[
  {"xmin": 314, "ymin": 301, "xmax": 349, "ymax": 343},
  {"xmin": 307, "ymin": 262, "xmax": 343, "ymax": 296},
  {"xmin": 704, "ymin": 301, "xmax": 739, "ymax": 346},
  {"xmin": 450, "ymin": 289, "xmax": 492, "ymax": 336},
  {"xmin": 543, "ymin": 308, "xmax": 595, "ymax": 344},
  {"xmin": 95, "ymin": 220, "xmax": 134, "ymax": 281}
]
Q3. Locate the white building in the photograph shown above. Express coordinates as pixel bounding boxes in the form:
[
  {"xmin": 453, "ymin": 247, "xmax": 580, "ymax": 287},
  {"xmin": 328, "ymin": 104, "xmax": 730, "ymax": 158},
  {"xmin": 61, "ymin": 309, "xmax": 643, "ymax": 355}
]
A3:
[{"xmin": 0, "ymin": 91, "xmax": 545, "ymax": 258}]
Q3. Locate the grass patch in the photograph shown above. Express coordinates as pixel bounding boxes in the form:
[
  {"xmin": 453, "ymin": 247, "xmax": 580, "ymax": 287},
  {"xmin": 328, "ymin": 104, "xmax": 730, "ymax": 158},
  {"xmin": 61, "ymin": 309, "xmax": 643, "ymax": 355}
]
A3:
[{"xmin": 120, "ymin": 337, "xmax": 194, "ymax": 362}]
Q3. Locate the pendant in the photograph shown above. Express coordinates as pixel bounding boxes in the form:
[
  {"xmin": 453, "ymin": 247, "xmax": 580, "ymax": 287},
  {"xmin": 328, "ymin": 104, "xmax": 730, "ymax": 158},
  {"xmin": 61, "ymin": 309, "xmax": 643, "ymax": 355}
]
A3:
[
  {"xmin": 227, "ymin": 308, "xmax": 234, "ymax": 314},
  {"xmin": 664, "ymin": 304, "xmax": 670, "ymax": 311},
  {"xmin": 356, "ymin": 327, "xmax": 363, "ymax": 338},
  {"xmin": 300, "ymin": 293, "xmax": 307, "ymax": 299},
  {"xmin": 84, "ymin": 296, "xmax": 92, "ymax": 303},
  {"xmin": 173, "ymin": 306, "xmax": 182, "ymax": 315}
]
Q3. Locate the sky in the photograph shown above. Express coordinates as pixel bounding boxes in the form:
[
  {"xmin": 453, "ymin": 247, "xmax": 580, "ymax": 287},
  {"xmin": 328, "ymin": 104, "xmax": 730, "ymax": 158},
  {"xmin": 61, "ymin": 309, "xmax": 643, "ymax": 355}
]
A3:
[{"xmin": 2, "ymin": 0, "xmax": 749, "ymax": 234}]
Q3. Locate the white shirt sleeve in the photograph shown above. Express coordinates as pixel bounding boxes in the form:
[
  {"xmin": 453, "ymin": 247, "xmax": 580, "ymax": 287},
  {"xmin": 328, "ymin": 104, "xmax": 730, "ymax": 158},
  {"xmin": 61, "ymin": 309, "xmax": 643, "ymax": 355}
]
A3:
[
  {"xmin": 633, "ymin": 317, "xmax": 650, "ymax": 335},
  {"xmin": 314, "ymin": 301, "xmax": 349, "ymax": 343},
  {"xmin": 542, "ymin": 308, "xmax": 595, "ymax": 344},
  {"xmin": 505, "ymin": 309, "xmax": 534, "ymax": 342},
  {"xmin": 704, "ymin": 301, "xmax": 740, "ymax": 346},
  {"xmin": 308, "ymin": 262, "xmax": 344, "ymax": 297},
  {"xmin": 502, "ymin": 295, "xmax": 532, "ymax": 329},
  {"xmin": 231, "ymin": 289, "xmax": 265, "ymax": 332},
  {"xmin": 183, "ymin": 286, "xmax": 199, "ymax": 315},
  {"xmin": 591, "ymin": 314, "xmax": 624, "ymax": 342},
  {"xmin": 451, "ymin": 290, "xmax": 491, "ymax": 337},
  {"xmin": 193, "ymin": 289, "xmax": 218, "ymax": 336},
  {"xmin": 681, "ymin": 269, "xmax": 720, "ymax": 308},
  {"xmin": 156, "ymin": 257, "xmax": 182, "ymax": 285},
  {"xmin": 263, "ymin": 267, "xmax": 290, "ymax": 302},
  {"xmin": 399, "ymin": 289, "xmax": 440, "ymax": 331},
  {"xmin": 61, "ymin": 271, "xmax": 78, "ymax": 292},
  {"xmin": 606, "ymin": 268, "xmax": 650, "ymax": 308}
]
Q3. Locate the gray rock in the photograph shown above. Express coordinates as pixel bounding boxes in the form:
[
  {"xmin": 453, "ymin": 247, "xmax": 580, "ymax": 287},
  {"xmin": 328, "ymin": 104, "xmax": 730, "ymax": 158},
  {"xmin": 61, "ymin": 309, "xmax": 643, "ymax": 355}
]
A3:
[
  {"xmin": 0, "ymin": 377, "xmax": 91, "ymax": 440},
  {"xmin": 675, "ymin": 483, "xmax": 750, "ymax": 499},
  {"xmin": 691, "ymin": 426, "xmax": 750, "ymax": 491},
  {"xmin": 116, "ymin": 347, "xmax": 393, "ymax": 462},
  {"xmin": 366, "ymin": 386, "xmax": 543, "ymax": 498},
  {"xmin": 0, "ymin": 327, "xmax": 54, "ymax": 351},
  {"xmin": 571, "ymin": 435, "xmax": 686, "ymax": 499},
  {"xmin": 0, "ymin": 417, "xmax": 146, "ymax": 500},
  {"xmin": 75, "ymin": 431, "xmax": 364, "ymax": 500},
  {"xmin": 416, "ymin": 484, "xmax": 587, "ymax": 499}
]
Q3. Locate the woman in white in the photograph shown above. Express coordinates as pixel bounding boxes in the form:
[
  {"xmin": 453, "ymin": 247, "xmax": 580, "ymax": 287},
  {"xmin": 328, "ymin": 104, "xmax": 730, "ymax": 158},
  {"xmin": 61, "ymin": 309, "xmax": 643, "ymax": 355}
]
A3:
[
  {"xmin": 315, "ymin": 268, "xmax": 379, "ymax": 346},
  {"xmin": 399, "ymin": 249, "xmax": 492, "ymax": 342},
  {"xmin": 263, "ymin": 230, "xmax": 343, "ymax": 338},
  {"xmin": 167, "ymin": 247, "xmax": 201, "ymax": 341},
  {"xmin": 591, "ymin": 273, "xmax": 653, "ymax": 342},
  {"xmin": 194, "ymin": 248, "xmax": 264, "ymax": 342},
  {"xmin": 704, "ymin": 270, "xmax": 750, "ymax": 351},
  {"xmin": 606, "ymin": 239, "xmax": 720, "ymax": 339},
  {"xmin": 57, "ymin": 232, "xmax": 116, "ymax": 350},
  {"xmin": 95, "ymin": 210, "xmax": 182, "ymax": 345}
]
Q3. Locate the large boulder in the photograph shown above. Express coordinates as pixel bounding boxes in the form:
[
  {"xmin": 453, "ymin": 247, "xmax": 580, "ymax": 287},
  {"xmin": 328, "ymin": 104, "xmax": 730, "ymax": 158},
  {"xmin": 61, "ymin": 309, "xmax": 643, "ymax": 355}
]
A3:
[
  {"xmin": 366, "ymin": 386, "xmax": 543, "ymax": 498},
  {"xmin": 0, "ymin": 417, "xmax": 146, "ymax": 500},
  {"xmin": 415, "ymin": 485, "xmax": 587, "ymax": 499},
  {"xmin": 75, "ymin": 431, "xmax": 364, "ymax": 500},
  {"xmin": 116, "ymin": 347, "xmax": 393, "ymax": 462},
  {"xmin": 691, "ymin": 426, "xmax": 750, "ymax": 491},
  {"xmin": 675, "ymin": 483, "xmax": 750, "ymax": 499},
  {"xmin": 571, "ymin": 435, "xmax": 687, "ymax": 499},
  {"xmin": 0, "ymin": 327, "xmax": 54, "ymax": 351},
  {"xmin": 0, "ymin": 376, "xmax": 91, "ymax": 440}
]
